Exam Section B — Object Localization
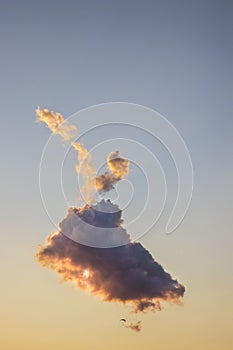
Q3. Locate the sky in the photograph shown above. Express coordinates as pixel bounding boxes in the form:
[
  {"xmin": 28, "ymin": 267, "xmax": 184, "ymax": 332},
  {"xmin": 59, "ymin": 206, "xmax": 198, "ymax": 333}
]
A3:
[{"xmin": 0, "ymin": 0, "xmax": 233, "ymax": 349}]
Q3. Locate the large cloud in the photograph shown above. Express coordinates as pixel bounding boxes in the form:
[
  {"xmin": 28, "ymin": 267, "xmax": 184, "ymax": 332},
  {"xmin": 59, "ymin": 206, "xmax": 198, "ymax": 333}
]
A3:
[{"xmin": 36, "ymin": 200, "xmax": 185, "ymax": 317}]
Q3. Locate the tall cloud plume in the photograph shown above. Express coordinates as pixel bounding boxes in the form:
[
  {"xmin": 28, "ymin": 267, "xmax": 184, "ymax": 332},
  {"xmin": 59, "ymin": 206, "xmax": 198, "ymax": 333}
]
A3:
[
  {"xmin": 36, "ymin": 107, "xmax": 185, "ymax": 332},
  {"xmin": 36, "ymin": 107, "xmax": 96, "ymax": 202},
  {"xmin": 36, "ymin": 108, "xmax": 130, "ymax": 201}
]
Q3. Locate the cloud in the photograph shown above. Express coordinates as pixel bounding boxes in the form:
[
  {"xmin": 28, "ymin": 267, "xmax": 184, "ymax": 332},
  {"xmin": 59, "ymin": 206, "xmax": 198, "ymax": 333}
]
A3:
[
  {"xmin": 72, "ymin": 142, "xmax": 97, "ymax": 203},
  {"xmin": 126, "ymin": 321, "xmax": 142, "ymax": 333},
  {"xmin": 36, "ymin": 107, "xmax": 97, "ymax": 202},
  {"xmin": 36, "ymin": 108, "xmax": 129, "ymax": 201},
  {"xmin": 36, "ymin": 107, "xmax": 77, "ymax": 141},
  {"xmin": 59, "ymin": 200, "xmax": 130, "ymax": 248},
  {"xmin": 96, "ymin": 151, "xmax": 130, "ymax": 192},
  {"xmin": 36, "ymin": 200, "xmax": 185, "ymax": 317},
  {"xmin": 36, "ymin": 107, "xmax": 185, "ymax": 332},
  {"xmin": 107, "ymin": 151, "xmax": 130, "ymax": 179}
]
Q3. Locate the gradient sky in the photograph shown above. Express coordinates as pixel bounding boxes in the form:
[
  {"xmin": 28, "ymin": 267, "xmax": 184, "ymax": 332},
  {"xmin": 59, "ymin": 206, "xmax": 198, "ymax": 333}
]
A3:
[{"xmin": 0, "ymin": 1, "xmax": 233, "ymax": 349}]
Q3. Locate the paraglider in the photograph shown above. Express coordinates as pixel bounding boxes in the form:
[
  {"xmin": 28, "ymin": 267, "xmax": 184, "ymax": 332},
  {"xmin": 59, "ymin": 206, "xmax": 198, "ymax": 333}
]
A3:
[{"xmin": 120, "ymin": 318, "xmax": 126, "ymax": 325}]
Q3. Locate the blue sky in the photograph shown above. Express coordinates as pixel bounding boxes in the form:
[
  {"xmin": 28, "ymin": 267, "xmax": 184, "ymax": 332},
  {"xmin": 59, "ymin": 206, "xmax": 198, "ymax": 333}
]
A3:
[{"xmin": 0, "ymin": 1, "xmax": 232, "ymax": 349}]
